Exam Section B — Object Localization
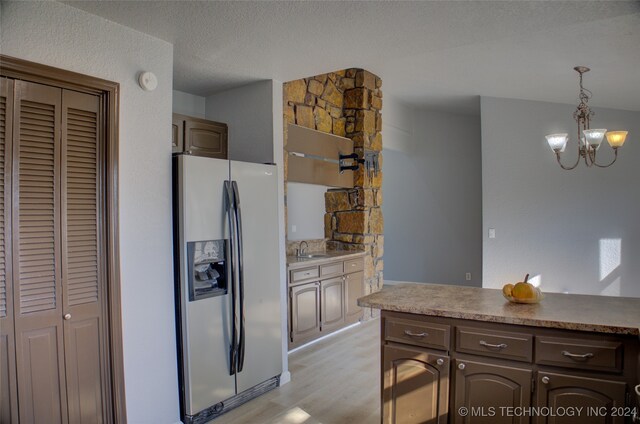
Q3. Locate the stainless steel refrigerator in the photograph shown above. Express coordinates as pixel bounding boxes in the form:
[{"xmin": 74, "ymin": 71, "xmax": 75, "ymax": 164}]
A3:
[{"xmin": 173, "ymin": 155, "xmax": 283, "ymax": 424}]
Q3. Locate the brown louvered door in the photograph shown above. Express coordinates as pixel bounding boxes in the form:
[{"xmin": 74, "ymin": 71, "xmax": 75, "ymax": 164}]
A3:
[
  {"xmin": 61, "ymin": 89, "xmax": 109, "ymax": 424},
  {"xmin": 12, "ymin": 80, "xmax": 68, "ymax": 424},
  {"xmin": 1, "ymin": 77, "xmax": 19, "ymax": 424},
  {"xmin": 8, "ymin": 79, "xmax": 108, "ymax": 423}
]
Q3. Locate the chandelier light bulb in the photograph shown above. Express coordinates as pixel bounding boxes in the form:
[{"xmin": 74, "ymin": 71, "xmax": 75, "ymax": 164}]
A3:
[
  {"xmin": 583, "ymin": 129, "xmax": 607, "ymax": 149},
  {"xmin": 546, "ymin": 133, "xmax": 569, "ymax": 152},
  {"xmin": 606, "ymin": 131, "xmax": 628, "ymax": 148}
]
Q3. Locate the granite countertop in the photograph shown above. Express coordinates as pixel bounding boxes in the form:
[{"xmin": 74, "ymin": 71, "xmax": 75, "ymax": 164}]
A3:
[
  {"xmin": 287, "ymin": 250, "xmax": 366, "ymax": 269},
  {"xmin": 358, "ymin": 283, "xmax": 640, "ymax": 336}
]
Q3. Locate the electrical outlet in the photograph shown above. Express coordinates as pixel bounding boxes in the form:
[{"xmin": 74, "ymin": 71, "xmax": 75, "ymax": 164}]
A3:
[
  {"xmin": 488, "ymin": 228, "xmax": 496, "ymax": 239},
  {"xmin": 466, "ymin": 272, "xmax": 472, "ymax": 281}
]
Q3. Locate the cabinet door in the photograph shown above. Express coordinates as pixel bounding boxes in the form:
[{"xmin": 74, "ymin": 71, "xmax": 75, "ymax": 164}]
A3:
[
  {"xmin": 535, "ymin": 372, "xmax": 626, "ymax": 424},
  {"xmin": 320, "ymin": 277, "xmax": 344, "ymax": 332},
  {"xmin": 383, "ymin": 344, "xmax": 449, "ymax": 424},
  {"xmin": 454, "ymin": 359, "xmax": 532, "ymax": 424},
  {"xmin": 289, "ymin": 282, "xmax": 320, "ymax": 348},
  {"xmin": 344, "ymin": 271, "xmax": 364, "ymax": 325},
  {"xmin": 184, "ymin": 119, "xmax": 227, "ymax": 158},
  {"xmin": 171, "ymin": 115, "xmax": 183, "ymax": 154}
]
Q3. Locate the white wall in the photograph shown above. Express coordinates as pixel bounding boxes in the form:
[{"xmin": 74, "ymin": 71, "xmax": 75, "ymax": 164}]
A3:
[
  {"xmin": 173, "ymin": 89, "xmax": 206, "ymax": 118},
  {"xmin": 206, "ymin": 81, "xmax": 274, "ymax": 164},
  {"xmin": 1, "ymin": 3, "xmax": 181, "ymax": 423},
  {"xmin": 287, "ymin": 183, "xmax": 330, "ymax": 241},
  {"xmin": 382, "ymin": 96, "xmax": 483, "ymax": 286},
  {"xmin": 482, "ymin": 96, "xmax": 640, "ymax": 297}
]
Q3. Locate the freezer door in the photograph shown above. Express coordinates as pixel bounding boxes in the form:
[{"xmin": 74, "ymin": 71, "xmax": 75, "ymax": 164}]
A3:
[
  {"xmin": 230, "ymin": 161, "xmax": 284, "ymax": 393},
  {"xmin": 178, "ymin": 156, "xmax": 236, "ymax": 414}
]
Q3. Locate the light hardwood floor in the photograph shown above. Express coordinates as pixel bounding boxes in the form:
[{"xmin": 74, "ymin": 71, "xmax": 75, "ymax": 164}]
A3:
[{"xmin": 214, "ymin": 318, "xmax": 381, "ymax": 423}]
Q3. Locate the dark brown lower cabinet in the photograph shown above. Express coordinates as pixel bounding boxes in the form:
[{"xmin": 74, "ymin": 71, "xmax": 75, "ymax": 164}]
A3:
[
  {"xmin": 288, "ymin": 257, "xmax": 364, "ymax": 349},
  {"xmin": 320, "ymin": 277, "xmax": 344, "ymax": 332},
  {"xmin": 454, "ymin": 359, "xmax": 532, "ymax": 424},
  {"xmin": 383, "ymin": 344, "xmax": 450, "ymax": 424},
  {"xmin": 344, "ymin": 271, "xmax": 364, "ymax": 324},
  {"xmin": 535, "ymin": 372, "xmax": 626, "ymax": 424},
  {"xmin": 289, "ymin": 282, "xmax": 321, "ymax": 346},
  {"xmin": 380, "ymin": 312, "xmax": 639, "ymax": 424}
]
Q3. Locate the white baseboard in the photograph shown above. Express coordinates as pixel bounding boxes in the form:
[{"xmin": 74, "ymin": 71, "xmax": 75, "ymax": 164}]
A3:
[
  {"xmin": 287, "ymin": 322, "xmax": 361, "ymax": 354},
  {"xmin": 279, "ymin": 370, "xmax": 291, "ymax": 386}
]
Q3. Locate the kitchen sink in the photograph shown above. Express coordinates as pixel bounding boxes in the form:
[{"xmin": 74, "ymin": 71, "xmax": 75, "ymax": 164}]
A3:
[{"xmin": 295, "ymin": 254, "xmax": 329, "ymax": 259}]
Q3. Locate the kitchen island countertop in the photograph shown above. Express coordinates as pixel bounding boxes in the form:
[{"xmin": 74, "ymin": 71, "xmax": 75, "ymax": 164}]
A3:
[{"xmin": 358, "ymin": 283, "xmax": 640, "ymax": 335}]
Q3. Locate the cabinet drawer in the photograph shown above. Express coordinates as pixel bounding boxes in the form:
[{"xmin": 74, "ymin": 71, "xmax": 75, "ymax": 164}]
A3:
[
  {"xmin": 344, "ymin": 258, "xmax": 364, "ymax": 273},
  {"xmin": 385, "ymin": 317, "xmax": 450, "ymax": 350},
  {"xmin": 290, "ymin": 266, "xmax": 319, "ymax": 283},
  {"xmin": 535, "ymin": 336, "xmax": 623, "ymax": 373},
  {"xmin": 320, "ymin": 261, "xmax": 343, "ymax": 278},
  {"xmin": 455, "ymin": 327, "xmax": 533, "ymax": 363}
]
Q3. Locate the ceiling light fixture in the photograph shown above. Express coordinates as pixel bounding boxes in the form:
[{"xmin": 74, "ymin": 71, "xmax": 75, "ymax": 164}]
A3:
[{"xmin": 546, "ymin": 66, "xmax": 628, "ymax": 170}]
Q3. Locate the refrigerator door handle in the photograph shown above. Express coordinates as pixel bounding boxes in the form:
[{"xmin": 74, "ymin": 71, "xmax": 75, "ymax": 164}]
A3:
[
  {"xmin": 232, "ymin": 180, "xmax": 246, "ymax": 373},
  {"xmin": 224, "ymin": 180, "xmax": 238, "ymax": 376}
]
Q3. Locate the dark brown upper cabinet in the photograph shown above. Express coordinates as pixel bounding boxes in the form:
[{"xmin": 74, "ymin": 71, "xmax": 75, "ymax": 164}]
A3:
[{"xmin": 172, "ymin": 113, "xmax": 228, "ymax": 159}]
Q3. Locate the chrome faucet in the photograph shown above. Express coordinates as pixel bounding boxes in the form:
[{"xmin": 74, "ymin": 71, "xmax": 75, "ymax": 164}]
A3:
[{"xmin": 297, "ymin": 241, "xmax": 309, "ymax": 257}]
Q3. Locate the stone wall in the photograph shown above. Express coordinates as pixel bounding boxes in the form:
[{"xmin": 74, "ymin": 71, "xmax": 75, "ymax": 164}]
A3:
[{"xmin": 283, "ymin": 68, "xmax": 384, "ymax": 319}]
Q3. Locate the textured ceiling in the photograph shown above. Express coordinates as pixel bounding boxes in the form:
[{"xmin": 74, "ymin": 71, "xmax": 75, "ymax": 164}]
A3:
[{"xmin": 65, "ymin": 1, "xmax": 640, "ymax": 114}]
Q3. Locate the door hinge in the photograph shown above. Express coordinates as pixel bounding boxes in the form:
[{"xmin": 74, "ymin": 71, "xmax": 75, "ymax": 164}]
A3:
[
  {"xmin": 532, "ymin": 377, "xmax": 536, "ymax": 393},
  {"xmin": 289, "ymin": 331, "xmax": 293, "ymax": 343}
]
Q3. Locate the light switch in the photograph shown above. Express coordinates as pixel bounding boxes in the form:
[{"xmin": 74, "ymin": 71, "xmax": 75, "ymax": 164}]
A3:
[
  {"xmin": 488, "ymin": 228, "xmax": 496, "ymax": 239},
  {"xmin": 292, "ymin": 225, "xmax": 297, "ymax": 233}
]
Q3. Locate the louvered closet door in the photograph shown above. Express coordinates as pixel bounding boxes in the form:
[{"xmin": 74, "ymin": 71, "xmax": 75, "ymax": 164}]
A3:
[
  {"xmin": 12, "ymin": 80, "xmax": 68, "ymax": 424},
  {"xmin": 61, "ymin": 89, "xmax": 109, "ymax": 424},
  {"xmin": 1, "ymin": 77, "xmax": 19, "ymax": 424}
]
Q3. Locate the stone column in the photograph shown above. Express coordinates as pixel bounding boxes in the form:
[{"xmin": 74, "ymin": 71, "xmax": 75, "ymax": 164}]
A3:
[{"xmin": 325, "ymin": 69, "xmax": 384, "ymax": 320}]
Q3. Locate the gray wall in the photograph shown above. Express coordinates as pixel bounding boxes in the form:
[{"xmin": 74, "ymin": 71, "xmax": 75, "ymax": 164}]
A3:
[
  {"xmin": 382, "ymin": 97, "xmax": 483, "ymax": 286},
  {"xmin": 206, "ymin": 81, "xmax": 274, "ymax": 164},
  {"xmin": 482, "ymin": 96, "xmax": 640, "ymax": 297},
  {"xmin": 1, "ymin": 2, "xmax": 181, "ymax": 422},
  {"xmin": 173, "ymin": 89, "xmax": 205, "ymax": 118}
]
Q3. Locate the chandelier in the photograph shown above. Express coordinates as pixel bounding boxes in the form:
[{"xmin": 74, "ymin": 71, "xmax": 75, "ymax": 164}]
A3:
[{"xmin": 545, "ymin": 66, "xmax": 628, "ymax": 170}]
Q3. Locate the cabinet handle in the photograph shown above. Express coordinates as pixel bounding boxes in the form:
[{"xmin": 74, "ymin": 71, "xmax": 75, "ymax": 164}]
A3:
[
  {"xmin": 404, "ymin": 330, "xmax": 428, "ymax": 338},
  {"xmin": 541, "ymin": 376, "xmax": 550, "ymax": 384},
  {"xmin": 63, "ymin": 313, "xmax": 71, "ymax": 320},
  {"xmin": 561, "ymin": 350, "xmax": 594, "ymax": 360},
  {"xmin": 458, "ymin": 363, "xmax": 466, "ymax": 370},
  {"xmin": 635, "ymin": 384, "xmax": 640, "ymax": 396},
  {"xmin": 479, "ymin": 340, "xmax": 508, "ymax": 349},
  {"xmin": 436, "ymin": 358, "xmax": 445, "ymax": 366}
]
